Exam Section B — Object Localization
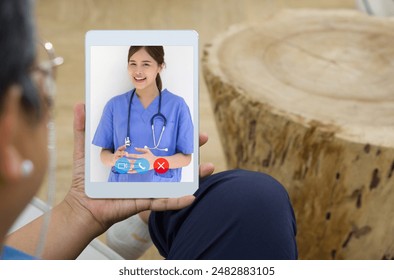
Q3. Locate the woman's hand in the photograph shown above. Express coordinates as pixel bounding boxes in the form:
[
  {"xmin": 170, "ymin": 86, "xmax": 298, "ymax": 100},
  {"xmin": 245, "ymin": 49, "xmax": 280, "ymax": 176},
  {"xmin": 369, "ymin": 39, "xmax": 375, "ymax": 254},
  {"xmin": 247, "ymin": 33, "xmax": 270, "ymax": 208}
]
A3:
[
  {"xmin": 6, "ymin": 102, "xmax": 214, "ymax": 260},
  {"xmin": 64, "ymin": 103, "xmax": 214, "ymax": 236},
  {"xmin": 198, "ymin": 133, "xmax": 214, "ymax": 179}
]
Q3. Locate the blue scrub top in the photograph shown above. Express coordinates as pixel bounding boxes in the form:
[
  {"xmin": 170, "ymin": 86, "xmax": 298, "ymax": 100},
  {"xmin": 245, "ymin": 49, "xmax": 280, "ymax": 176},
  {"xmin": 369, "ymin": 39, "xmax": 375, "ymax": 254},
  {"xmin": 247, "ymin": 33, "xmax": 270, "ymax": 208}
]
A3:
[
  {"xmin": 0, "ymin": 246, "xmax": 36, "ymax": 260},
  {"xmin": 92, "ymin": 88, "xmax": 194, "ymax": 182}
]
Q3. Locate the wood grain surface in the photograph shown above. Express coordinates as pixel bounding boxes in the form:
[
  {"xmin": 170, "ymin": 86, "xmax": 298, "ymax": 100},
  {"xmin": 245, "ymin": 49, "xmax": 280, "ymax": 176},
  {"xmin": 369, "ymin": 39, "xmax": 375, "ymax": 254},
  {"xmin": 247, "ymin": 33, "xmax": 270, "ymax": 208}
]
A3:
[{"xmin": 203, "ymin": 9, "xmax": 394, "ymax": 259}]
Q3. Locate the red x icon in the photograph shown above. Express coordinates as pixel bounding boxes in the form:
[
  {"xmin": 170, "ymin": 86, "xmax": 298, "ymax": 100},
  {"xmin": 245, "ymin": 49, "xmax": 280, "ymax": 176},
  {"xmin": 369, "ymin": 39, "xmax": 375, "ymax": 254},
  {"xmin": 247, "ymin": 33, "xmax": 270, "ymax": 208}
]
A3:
[{"xmin": 154, "ymin": 158, "xmax": 169, "ymax": 174}]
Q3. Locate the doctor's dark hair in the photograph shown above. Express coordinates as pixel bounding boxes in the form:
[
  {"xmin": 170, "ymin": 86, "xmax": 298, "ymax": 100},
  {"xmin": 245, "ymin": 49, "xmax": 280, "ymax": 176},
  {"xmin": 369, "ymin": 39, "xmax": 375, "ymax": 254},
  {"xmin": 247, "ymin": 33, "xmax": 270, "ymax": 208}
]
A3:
[
  {"xmin": 0, "ymin": 0, "xmax": 40, "ymax": 119},
  {"xmin": 128, "ymin": 46, "xmax": 165, "ymax": 92}
]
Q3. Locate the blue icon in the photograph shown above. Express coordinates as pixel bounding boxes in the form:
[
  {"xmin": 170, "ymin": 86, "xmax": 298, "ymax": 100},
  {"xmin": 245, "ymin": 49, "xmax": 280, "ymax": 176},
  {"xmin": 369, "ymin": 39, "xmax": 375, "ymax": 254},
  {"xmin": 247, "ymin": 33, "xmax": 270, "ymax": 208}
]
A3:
[
  {"xmin": 134, "ymin": 158, "xmax": 150, "ymax": 174},
  {"xmin": 114, "ymin": 157, "xmax": 131, "ymax": 174}
]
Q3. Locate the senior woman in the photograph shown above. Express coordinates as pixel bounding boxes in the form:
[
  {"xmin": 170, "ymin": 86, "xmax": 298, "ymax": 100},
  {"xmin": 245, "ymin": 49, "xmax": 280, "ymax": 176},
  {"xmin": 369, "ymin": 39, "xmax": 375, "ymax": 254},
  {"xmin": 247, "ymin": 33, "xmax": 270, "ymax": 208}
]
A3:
[
  {"xmin": 0, "ymin": 0, "xmax": 200, "ymax": 260},
  {"xmin": 0, "ymin": 0, "xmax": 297, "ymax": 260}
]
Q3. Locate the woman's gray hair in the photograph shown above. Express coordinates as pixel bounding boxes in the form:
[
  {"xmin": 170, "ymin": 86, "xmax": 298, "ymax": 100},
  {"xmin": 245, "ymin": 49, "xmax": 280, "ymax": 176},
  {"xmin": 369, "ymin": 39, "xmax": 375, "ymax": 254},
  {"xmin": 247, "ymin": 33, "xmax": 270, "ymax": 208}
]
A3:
[{"xmin": 0, "ymin": 0, "xmax": 40, "ymax": 118}]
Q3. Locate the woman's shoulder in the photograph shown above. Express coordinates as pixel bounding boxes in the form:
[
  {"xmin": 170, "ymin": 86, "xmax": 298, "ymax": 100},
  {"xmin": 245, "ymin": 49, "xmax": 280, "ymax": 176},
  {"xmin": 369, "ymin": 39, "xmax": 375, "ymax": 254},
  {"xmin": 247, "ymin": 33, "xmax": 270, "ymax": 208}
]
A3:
[
  {"xmin": 105, "ymin": 90, "xmax": 133, "ymax": 106},
  {"xmin": 162, "ymin": 88, "xmax": 186, "ymax": 104}
]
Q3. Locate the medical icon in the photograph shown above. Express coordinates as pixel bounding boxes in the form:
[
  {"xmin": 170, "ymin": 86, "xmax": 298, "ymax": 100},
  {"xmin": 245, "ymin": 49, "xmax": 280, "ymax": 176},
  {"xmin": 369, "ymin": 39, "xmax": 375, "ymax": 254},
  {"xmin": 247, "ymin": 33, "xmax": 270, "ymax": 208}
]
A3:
[
  {"xmin": 154, "ymin": 158, "xmax": 169, "ymax": 174},
  {"xmin": 134, "ymin": 158, "xmax": 150, "ymax": 174},
  {"xmin": 114, "ymin": 157, "xmax": 131, "ymax": 174}
]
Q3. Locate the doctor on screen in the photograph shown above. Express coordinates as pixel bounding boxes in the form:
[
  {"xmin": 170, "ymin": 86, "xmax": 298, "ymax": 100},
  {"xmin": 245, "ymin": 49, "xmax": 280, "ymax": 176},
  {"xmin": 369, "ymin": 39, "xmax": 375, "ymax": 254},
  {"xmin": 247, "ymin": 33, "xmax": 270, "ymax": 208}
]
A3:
[{"xmin": 92, "ymin": 46, "xmax": 193, "ymax": 182}]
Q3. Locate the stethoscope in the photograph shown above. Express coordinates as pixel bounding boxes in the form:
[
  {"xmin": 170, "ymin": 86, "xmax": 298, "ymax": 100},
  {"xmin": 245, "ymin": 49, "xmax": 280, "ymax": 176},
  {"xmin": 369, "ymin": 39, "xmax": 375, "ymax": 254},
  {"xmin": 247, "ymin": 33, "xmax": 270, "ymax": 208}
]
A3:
[{"xmin": 125, "ymin": 88, "xmax": 168, "ymax": 152}]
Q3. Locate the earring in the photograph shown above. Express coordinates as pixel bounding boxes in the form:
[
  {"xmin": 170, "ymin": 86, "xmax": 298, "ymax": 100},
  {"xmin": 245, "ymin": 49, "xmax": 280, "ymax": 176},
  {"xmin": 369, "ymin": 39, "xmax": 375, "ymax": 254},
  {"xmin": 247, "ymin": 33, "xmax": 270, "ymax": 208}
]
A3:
[{"xmin": 21, "ymin": 160, "xmax": 34, "ymax": 177}]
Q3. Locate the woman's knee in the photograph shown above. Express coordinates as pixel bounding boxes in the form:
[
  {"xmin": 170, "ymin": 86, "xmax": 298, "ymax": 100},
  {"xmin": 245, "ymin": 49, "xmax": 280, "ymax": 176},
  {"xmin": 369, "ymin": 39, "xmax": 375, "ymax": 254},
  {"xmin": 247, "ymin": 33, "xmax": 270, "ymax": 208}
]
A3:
[{"xmin": 199, "ymin": 169, "xmax": 293, "ymax": 214}]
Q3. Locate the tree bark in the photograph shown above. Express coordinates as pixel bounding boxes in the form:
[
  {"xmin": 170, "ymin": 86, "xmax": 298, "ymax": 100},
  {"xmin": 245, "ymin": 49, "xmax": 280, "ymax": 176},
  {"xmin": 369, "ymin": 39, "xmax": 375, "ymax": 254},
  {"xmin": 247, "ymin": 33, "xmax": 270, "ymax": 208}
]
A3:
[{"xmin": 202, "ymin": 9, "xmax": 394, "ymax": 259}]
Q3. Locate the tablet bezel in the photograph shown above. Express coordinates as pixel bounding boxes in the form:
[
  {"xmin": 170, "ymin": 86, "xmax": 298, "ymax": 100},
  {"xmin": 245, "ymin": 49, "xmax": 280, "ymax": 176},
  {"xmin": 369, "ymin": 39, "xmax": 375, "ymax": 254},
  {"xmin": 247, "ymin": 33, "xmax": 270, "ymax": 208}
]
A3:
[{"xmin": 85, "ymin": 30, "xmax": 199, "ymax": 198}]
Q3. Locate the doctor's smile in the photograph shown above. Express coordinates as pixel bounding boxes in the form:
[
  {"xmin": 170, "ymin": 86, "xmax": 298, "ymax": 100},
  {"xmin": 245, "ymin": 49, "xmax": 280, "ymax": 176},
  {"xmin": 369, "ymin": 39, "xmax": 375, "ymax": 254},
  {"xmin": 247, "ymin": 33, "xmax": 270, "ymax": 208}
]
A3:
[{"xmin": 134, "ymin": 77, "xmax": 146, "ymax": 82}]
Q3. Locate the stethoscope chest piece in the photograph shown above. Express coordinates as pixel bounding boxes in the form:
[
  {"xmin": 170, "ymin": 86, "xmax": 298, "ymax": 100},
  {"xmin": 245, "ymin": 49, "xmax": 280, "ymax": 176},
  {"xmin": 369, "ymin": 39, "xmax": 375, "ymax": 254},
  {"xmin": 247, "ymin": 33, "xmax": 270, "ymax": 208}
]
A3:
[{"xmin": 125, "ymin": 136, "xmax": 131, "ymax": 147}]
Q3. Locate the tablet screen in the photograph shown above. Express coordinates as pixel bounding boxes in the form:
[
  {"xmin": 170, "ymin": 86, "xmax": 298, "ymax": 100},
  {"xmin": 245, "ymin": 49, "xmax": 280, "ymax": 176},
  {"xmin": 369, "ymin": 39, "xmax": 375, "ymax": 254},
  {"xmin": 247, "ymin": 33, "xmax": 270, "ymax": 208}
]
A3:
[{"xmin": 85, "ymin": 30, "xmax": 199, "ymax": 198}]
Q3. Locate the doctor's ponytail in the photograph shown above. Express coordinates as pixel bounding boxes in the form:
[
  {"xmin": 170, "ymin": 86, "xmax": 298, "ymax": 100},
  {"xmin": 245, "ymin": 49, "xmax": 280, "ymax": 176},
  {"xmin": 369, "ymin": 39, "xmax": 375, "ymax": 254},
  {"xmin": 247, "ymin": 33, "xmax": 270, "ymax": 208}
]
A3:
[
  {"xmin": 128, "ymin": 46, "xmax": 165, "ymax": 92},
  {"xmin": 155, "ymin": 74, "xmax": 162, "ymax": 93}
]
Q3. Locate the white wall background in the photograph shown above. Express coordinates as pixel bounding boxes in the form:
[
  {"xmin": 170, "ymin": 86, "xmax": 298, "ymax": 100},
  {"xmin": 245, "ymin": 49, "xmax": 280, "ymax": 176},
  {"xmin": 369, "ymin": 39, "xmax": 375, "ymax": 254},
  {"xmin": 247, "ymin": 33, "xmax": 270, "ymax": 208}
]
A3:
[{"xmin": 89, "ymin": 46, "xmax": 194, "ymax": 182}]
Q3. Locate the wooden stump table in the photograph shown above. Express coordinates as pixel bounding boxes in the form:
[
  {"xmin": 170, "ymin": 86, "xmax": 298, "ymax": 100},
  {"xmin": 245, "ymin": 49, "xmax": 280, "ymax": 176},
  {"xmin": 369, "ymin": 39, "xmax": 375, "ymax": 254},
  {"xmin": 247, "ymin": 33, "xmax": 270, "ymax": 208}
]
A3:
[{"xmin": 202, "ymin": 9, "xmax": 394, "ymax": 259}]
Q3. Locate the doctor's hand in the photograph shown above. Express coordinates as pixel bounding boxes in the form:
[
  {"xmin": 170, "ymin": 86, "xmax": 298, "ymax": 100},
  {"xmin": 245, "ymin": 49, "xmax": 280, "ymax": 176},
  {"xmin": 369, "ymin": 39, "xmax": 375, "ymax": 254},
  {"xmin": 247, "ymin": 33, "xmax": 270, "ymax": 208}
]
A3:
[
  {"xmin": 127, "ymin": 147, "xmax": 157, "ymax": 173},
  {"xmin": 63, "ymin": 103, "xmax": 196, "ymax": 239},
  {"xmin": 129, "ymin": 134, "xmax": 215, "ymax": 174},
  {"xmin": 112, "ymin": 145, "xmax": 129, "ymax": 166}
]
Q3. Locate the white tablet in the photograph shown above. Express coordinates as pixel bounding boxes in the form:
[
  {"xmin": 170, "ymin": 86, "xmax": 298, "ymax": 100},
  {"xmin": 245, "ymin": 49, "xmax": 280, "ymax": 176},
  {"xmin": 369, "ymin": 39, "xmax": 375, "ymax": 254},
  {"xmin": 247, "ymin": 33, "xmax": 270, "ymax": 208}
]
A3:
[{"xmin": 85, "ymin": 30, "xmax": 199, "ymax": 198}]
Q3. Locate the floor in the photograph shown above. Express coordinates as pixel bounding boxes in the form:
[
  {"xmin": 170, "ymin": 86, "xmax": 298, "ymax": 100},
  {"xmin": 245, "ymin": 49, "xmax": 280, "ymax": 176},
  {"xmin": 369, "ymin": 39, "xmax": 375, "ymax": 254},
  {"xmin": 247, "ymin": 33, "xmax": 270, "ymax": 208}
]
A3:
[{"xmin": 35, "ymin": 0, "xmax": 356, "ymax": 259}]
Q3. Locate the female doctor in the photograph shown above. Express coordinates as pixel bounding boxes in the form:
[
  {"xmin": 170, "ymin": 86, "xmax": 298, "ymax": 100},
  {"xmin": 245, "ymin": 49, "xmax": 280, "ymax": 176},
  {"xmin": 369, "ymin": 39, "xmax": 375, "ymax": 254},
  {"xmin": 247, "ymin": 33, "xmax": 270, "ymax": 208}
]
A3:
[{"xmin": 92, "ymin": 46, "xmax": 193, "ymax": 182}]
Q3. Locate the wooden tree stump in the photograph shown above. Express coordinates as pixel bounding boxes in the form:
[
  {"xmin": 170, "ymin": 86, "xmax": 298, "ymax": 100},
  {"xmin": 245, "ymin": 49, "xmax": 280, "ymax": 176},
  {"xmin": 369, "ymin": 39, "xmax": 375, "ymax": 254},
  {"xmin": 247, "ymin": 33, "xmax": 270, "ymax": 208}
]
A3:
[{"xmin": 202, "ymin": 9, "xmax": 394, "ymax": 260}]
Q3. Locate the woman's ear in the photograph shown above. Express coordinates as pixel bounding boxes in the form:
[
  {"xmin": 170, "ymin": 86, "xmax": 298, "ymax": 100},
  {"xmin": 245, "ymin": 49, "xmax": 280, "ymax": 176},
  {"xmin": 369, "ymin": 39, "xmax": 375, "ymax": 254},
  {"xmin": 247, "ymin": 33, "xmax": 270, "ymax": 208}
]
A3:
[
  {"xmin": 0, "ymin": 85, "xmax": 28, "ymax": 182},
  {"xmin": 158, "ymin": 63, "xmax": 165, "ymax": 73}
]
